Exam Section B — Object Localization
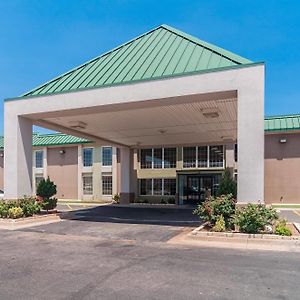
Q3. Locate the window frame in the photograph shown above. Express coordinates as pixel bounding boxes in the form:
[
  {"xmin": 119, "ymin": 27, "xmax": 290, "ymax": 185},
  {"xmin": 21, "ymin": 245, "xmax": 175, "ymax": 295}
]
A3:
[
  {"xmin": 182, "ymin": 145, "xmax": 225, "ymax": 169},
  {"xmin": 139, "ymin": 178, "xmax": 176, "ymax": 196},
  {"xmin": 82, "ymin": 174, "xmax": 93, "ymax": 195},
  {"xmin": 102, "ymin": 146, "xmax": 113, "ymax": 166},
  {"xmin": 83, "ymin": 147, "xmax": 94, "ymax": 167},
  {"xmin": 140, "ymin": 148, "xmax": 177, "ymax": 169},
  {"xmin": 35, "ymin": 150, "xmax": 44, "ymax": 169},
  {"xmin": 102, "ymin": 175, "xmax": 113, "ymax": 195}
]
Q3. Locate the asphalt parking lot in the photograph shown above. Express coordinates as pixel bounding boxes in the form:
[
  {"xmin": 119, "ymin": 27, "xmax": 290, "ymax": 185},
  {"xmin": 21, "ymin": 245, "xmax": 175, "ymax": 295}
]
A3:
[{"xmin": 0, "ymin": 206, "xmax": 300, "ymax": 299}]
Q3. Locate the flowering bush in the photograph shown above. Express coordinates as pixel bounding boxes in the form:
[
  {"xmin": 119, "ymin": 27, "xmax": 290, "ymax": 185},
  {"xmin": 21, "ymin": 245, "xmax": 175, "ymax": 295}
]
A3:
[
  {"xmin": 0, "ymin": 196, "xmax": 41, "ymax": 218},
  {"xmin": 8, "ymin": 207, "xmax": 23, "ymax": 219},
  {"xmin": 234, "ymin": 203, "xmax": 279, "ymax": 234},
  {"xmin": 193, "ymin": 194, "xmax": 236, "ymax": 229}
]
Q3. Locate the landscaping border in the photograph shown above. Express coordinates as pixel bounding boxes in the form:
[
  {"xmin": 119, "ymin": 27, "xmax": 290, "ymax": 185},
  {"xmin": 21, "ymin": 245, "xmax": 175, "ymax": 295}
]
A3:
[{"xmin": 0, "ymin": 213, "xmax": 62, "ymax": 230}]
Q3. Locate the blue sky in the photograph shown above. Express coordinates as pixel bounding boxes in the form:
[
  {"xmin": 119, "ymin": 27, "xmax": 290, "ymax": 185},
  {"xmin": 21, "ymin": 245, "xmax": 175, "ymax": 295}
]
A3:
[{"xmin": 1, "ymin": 0, "xmax": 300, "ymax": 134}]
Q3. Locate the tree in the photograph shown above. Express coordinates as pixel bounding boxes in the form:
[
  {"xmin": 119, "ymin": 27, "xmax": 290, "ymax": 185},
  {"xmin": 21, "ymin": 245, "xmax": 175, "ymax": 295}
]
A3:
[
  {"xmin": 36, "ymin": 177, "xmax": 57, "ymax": 211},
  {"xmin": 218, "ymin": 168, "xmax": 237, "ymax": 198}
]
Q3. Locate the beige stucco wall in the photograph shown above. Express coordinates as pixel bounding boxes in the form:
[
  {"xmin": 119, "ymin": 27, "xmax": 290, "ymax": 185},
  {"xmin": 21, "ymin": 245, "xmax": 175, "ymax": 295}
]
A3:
[
  {"xmin": 265, "ymin": 132, "xmax": 300, "ymax": 204},
  {"xmin": 0, "ymin": 150, "xmax": 3, "ymax": 190},
  {"xmin": 47, "ymin": 146, "xmax": 78, "ymax": 199}
]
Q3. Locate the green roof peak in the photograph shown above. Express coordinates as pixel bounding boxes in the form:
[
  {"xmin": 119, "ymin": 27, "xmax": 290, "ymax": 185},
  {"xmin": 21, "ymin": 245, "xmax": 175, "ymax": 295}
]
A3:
[{"xmin": 20, "ymin": 24, "xmax": 253, "ymax": 98}]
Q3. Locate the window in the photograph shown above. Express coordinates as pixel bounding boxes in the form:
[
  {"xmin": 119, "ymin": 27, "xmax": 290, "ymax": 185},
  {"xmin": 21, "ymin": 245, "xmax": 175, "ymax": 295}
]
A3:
[
  {"xmin": 35, "ymin": 150, "xmax": 44, "ymax": 168},
  {"xmin": 183, "ymin": 145, "xmax": 224, "ymax": 168},
  {"xmin": 83, "ymin": 148, "xmax": 93, "ymax": 167},
  {"xmin": 153, "ymin": 179, "xmax": 162, "ymax": 195},
  {"xmin": 83, "ymin": 175, "xmax": 93, "ymax": 195},
  {"xmin": 102, "ymin": 147, "xmax": 112, "ymax": 166},
  {"xmin": 198, "ymin": 146, "xmax": 208, "ymax": 167},
  {"xmin": 141, "ymin": 149, "xmax": 152, "ymax": 169},
  {"xmin": 153, "ymin": 148, "xmax": 162, "ymax": 168},
  {"xmin": 183, "ymin": 147, "xmax": 196, "ymax": 168},
  {"xmin": 102, "ymin": 175, "xmax": 112, "ymax": 195},
  {"xmin": 164, "ymin": 148, "xmax": 176, "ymax": 168},
  {"xmin": 140, "ymin": 179, "xmax": 152, "ymax": 195},
  {"xmin": 139, "ymin": 178, "xmax": 176, "ymax": 196},
  {"xmin": 35, "ymin": 176, "xmax": 44, "ymax": 192},
  {"xmin": 164, "ymin": 179, "xmax": 176, "ymax": 195},
  {"xmin": 209, "ymin": 145, "xmax": 224, "ymax": 168}
]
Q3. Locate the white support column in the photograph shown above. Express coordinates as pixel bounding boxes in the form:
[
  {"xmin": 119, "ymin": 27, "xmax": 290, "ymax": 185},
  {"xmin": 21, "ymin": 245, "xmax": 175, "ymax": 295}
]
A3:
[
  {"xmin": 112, "ymin": 147, "xmax": 118, "ymax": 196},
  {"xmin": 77, "ymin": 145, "xmax": 83, "ymax": 200},
  {"xmin": 43, "ymin": 146, "xmax": 47, "ymax": 178},
  {"xmin": 237, "ymin": 69, "xmax": 265, "ymax": 203},
  {"xmin": 4, "ymin": 114, "xmax": 33, "ymax": 199},
  {"xmin": 119, "ymin": 147, "xmax": 132, "ymax": 204}
]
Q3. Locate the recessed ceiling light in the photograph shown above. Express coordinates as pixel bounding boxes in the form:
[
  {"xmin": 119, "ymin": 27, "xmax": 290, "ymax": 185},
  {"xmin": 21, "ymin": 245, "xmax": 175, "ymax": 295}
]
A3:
[
  {"xmin": 69, "ymin": 121, "xmax": 87, "ymax": 130},
  {"xmin": 202, "ymin": 108, "xmax": 219, "ymax": 118}
]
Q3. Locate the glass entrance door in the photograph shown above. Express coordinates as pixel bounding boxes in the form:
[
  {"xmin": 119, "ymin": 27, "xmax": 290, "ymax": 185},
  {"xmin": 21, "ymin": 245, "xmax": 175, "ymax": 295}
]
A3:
[{"xmin": 186, "ymin": 176, "xmax": 213, "ymax": 204}]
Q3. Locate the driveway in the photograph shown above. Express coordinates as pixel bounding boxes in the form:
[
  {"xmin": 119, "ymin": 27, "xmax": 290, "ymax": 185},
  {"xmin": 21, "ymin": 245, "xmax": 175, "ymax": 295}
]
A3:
[
  {"xmin": 23, "ymin": 206, "xmax": 200, "ymax": 243},
  {"xmin": 1, "ymin": 206, "xmax": 300, "ymax": 299}
]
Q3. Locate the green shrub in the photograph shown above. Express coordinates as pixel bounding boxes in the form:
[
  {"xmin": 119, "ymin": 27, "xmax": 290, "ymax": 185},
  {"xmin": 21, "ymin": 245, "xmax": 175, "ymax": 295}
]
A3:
[
  {"xmin": 8, "ymin": 207, "xmax": 23, "ymax": 219},
  {"xmin": 0, "ymin": 197, "xmax": 41, "ymax": 218},
  {"xmin": 113, "ymin": 194, "xmax": 120, "ymax": 204},
  {"xmin": 167, "ymin": 198, "xmax": 175, "ymax": 204},
  {"xmin": 0, "ymin": 202, "xmax": 9, "ymax": 218},
  {"xmin": 235, "ymin": 203, "xmax": 279, "ymax": 234},
  {"xmin": 36, "ymin": 177, "xmax": 57, "ymax": 211},
  {"xmin": 193, "ymin": 194, "xmax": 236, "ymax": 229},
  {"xmin": 212, "ymin": 215, "xmax": 226, "ymax": 232},
  {"xmin": 41, "ymin": 198, "xmax": 57, "ymax": 211},
  {"xmin": 160, "ymin": 199, "xmax": 167, "ymax": 204},
  {"xmin": 36, "ymin": 177, "xmax": 57, "ymax": 199},
  {"xmin": 275, "ymin": 219, "xmax": 292, "ymax": 236},
  {"xmin": 218, "ymin": 168, "xmax": 237, "ymax": 198}
]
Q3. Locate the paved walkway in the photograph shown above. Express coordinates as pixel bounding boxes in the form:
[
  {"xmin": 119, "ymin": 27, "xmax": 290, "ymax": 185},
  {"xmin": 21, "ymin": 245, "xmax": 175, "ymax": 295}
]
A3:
[{"xmin": 279, "ymin": 209, "xmax": 300, "ymax": 223}]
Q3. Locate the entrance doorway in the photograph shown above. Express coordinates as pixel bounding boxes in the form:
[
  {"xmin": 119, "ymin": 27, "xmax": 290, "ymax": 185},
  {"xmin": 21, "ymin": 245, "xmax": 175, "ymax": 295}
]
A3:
[
  {"xmin": 187, "ymin": 176, "xmax": 213, "ymax": 204},
  {"xmin": 178, "ymin": 173, "xmax": 221, "ymax": 205}
]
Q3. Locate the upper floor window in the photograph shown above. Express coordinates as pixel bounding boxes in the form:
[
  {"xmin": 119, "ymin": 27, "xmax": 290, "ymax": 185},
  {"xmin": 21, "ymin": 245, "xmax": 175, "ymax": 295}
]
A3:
[
  {"xmin": 141, "ymin": 149, "xmax": 152, "ymax": 169},
  {"xmin": 140, "ymin": 148, "xmax": 176, "ymax": 169},
  {"xmin": 183, "ymin": 147, "xmax": 196, "ymax": 168},
  {"xmin": 35, "ymin": 150, "xmax": 44, "ymax": 168},
  {"xmin": 83, "ymin": 148, "xmax": 93, "ymax": 167},
  {"xmin": 164, "ymin": 148, "xmax": 177, "ymax": 168},
  {"xmin": 183, "ymin": 145, "xmax": 224, "ymax": 168},
  {"xmin": 102, "ymin": 147, "xmax": 112, "ymax": 166},
  {"xmin": 209, "ymin": 145, "xmax": 224, "ymax": 168}
]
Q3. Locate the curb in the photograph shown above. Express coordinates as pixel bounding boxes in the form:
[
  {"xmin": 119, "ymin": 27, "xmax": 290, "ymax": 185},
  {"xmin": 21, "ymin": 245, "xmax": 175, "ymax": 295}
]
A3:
[{"xmin": 0, "ymin": 214, "xmax": 62, "ymax": 230}]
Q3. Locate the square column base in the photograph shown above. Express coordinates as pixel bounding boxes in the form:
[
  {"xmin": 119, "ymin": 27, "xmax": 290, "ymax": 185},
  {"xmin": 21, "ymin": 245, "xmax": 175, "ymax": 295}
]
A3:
[{"xmin": 120, "ymin": 193, "xmax": 135, "ymax": 205}]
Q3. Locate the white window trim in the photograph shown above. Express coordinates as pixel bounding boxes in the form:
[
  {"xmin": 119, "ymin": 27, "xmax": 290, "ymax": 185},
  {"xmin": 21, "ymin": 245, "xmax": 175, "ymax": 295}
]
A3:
[
  {"xmin": 140, "ymin": 148, "xmax": 176, "ymax": 170},
  {"xmin": 102, "ymin": 146, "xmax": 113, "ymax": 167},
  {"xmin": 34, "ymin": 149, "xmax": 44, "ymax": 169},
  {"xmin": 182, "ymin": 145, "xmax": 225, "ymax": 170},
  {"xmin": 82, "ymin": 147, "xmax": 94, "ymax": 168},
  {"xmin": 140, "ymin": 178, "xmax": 176, "ymax": 196}
]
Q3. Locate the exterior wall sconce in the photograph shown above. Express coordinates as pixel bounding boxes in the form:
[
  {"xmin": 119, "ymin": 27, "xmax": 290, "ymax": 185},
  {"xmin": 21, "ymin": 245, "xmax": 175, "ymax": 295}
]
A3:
[
  {"xmin": 0, "ymin": 152, "xmax": 3, "ymax": 157},
  {"xmin": 279, "ymin": 138, "xmax": 287, "ymax": 144},
  {"xmin": 59, "ymin": 150, "xmax": 66, "ymax": 155}
]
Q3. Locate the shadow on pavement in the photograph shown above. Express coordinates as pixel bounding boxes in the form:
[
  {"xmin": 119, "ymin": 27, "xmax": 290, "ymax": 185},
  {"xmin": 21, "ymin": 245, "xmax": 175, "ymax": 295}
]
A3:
[{"xmin": 61, "ymin": 205, "xmax": 201, "ymax": 227}]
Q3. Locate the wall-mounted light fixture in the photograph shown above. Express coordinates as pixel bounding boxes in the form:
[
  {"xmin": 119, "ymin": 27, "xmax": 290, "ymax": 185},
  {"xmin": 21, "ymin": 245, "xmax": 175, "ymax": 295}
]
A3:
[
  {"xmin": 59, "ymin": 150, "xmax": 66, "ymax": 155},
  {"xmin": 279, "ymin": 138, "xmax": 287, "ymax": 144},
  {"xmin": 0, "ymin": 152, "xmax": 3, "ymax": 157}
]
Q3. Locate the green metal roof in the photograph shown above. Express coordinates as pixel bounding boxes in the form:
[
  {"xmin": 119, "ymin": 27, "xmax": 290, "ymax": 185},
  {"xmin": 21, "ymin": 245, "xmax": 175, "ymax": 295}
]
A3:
[
  {"xmin": 22, "ymin": 24, "xmax": 252, "ymax": 98},
  {"xmin": 0, "ymin": 133, "xmax": 91, "ymax": 149},
  {"xmin": 265, "ymin": 114, "xmax": 300, "ymax": 132}
]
